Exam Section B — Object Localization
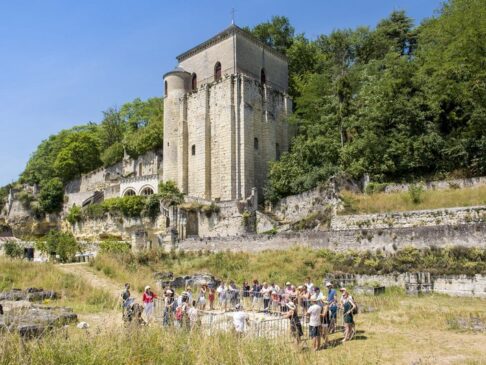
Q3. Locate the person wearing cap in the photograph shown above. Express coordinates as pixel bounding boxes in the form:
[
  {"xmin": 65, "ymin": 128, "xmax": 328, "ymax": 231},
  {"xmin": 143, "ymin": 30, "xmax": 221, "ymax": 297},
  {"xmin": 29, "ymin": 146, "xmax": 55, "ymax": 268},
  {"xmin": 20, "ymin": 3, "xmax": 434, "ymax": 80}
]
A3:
[
  {"xmin": 163, "ymin": 287, "xmax": 175, "ymax": 326},
  {"xmin": 326, "ymin": 282, "xmax": 338, "ymax": 333},
  {"xmin": 306, "ymin": 295, "xmax": 322, "ymax": 351},
  {"xmin": 232, "ymin": 303, "xmax": 249, "ymax": 335},
  {"xmin": 283, "ymin": 301, "xmax": 303, "ymax": 346},
  {"xmin": 340, "ymin": 288, "xmax": 356, "ymax": 342},
  {"xmin": 142, "ymin": 285, "xmax": 157, "ymax": 323}
]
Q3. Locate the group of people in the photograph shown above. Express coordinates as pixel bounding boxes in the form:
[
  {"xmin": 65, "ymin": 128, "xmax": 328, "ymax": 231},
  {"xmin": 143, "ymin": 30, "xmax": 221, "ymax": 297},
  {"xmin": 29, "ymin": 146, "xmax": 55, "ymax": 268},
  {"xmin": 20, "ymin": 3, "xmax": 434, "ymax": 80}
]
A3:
[{"xmin": 121, "ymin": 277, "xmax": 357, "ymax": 350}]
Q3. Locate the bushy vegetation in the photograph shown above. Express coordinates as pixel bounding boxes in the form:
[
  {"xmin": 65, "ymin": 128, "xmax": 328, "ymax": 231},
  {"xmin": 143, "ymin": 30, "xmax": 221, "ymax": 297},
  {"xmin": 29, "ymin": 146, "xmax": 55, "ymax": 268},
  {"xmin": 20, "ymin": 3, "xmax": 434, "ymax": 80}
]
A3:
[
  {"xmin": 339, "ymin": 185, "xmax": 486, "ymax": 214},
  {"xmin": 3, "ymin": 240, "xmax": 24, "ymax": 259},
  {"xmin": 66, "ymin": 181, "xmax": 184, "ymax": 223},
  {"xmin": 36, "ymin": 230, "xmax": 82, "ymax": 262},
  {"xmin": 258, "ymin": 0, "xmax": 486, "ymax": 201}
]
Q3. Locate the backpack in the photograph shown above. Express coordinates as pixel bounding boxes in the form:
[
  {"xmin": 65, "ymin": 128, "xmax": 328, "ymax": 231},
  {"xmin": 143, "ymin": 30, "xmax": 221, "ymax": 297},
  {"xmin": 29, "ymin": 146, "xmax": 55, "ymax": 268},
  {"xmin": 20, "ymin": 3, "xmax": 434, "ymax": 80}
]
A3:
[
  {"xmin": 175, "ymin": 306, "xmax": 184, "ymax": 321},
  {"xmin": 352, "ymin": 300, "xmax": 359, "ymax": 315}
]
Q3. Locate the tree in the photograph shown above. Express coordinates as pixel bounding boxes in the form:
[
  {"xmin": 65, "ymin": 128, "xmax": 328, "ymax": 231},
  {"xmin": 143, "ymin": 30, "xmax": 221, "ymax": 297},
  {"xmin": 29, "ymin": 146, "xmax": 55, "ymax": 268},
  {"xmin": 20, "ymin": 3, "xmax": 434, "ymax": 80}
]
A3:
[
  {"xmin": 122, "ymin": 97, "xmax": 164, "ymax": 158},
  {"xmin": 4, "ymin": 240, "xmax": 23, "ymax": 259},
  {"xmin": 158, "ymin": 180, "xmax": 184, "ymax": 205},
  {"xmin": 248, "ymin": 16, "xmax": 295, "ymax": 55},
  {"xmin": 37, "ymin": 230, "xmax": 80, "ymax": 262},
  {"xmin": 38, "ymin": 178, "xmax": 64, "ymax": 214},
  {"xmin": 53, "ymin": 131, "xmax": 101, "ymax": 182}
]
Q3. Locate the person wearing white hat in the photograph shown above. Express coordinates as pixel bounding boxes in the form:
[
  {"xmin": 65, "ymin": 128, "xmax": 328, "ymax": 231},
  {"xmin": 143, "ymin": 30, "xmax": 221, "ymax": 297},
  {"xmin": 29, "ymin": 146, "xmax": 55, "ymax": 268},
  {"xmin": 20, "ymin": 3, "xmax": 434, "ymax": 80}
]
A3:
[
  {"xmin": 232, "ymin": 303, "xmax": 249, "ymax": 335},
  {"xmin": 142, "ymin": 285, "xmax": 157, "ymax": 323},
  {"xmin": 306, "ymin": 295, "xmax": 322, "ymax": 351},
  {"xmin": 283, "ymin": 301, "xmax": 303, "ymax": 346}
]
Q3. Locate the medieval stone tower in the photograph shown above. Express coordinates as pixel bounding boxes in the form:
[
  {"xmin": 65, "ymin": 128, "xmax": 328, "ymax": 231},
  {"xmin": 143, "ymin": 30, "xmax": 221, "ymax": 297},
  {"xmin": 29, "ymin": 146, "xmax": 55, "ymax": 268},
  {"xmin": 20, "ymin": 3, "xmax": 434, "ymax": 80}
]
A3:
[{"xmin": 163, "ymin": 24, "xmax": 292, "ymax": 202}]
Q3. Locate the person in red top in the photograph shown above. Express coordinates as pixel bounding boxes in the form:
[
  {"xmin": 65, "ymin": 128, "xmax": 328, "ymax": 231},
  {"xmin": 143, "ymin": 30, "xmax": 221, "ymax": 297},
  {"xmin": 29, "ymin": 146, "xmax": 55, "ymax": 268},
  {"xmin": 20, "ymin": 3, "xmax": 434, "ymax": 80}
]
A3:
[{"xmin": 142, "ymin": 285, "xmax": 157, "ymax": 323}]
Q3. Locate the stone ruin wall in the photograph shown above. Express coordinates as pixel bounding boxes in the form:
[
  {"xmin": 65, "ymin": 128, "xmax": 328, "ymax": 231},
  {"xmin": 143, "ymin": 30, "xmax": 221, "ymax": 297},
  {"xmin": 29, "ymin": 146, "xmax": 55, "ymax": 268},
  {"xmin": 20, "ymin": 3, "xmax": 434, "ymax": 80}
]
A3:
[
  {"xmin": 331, "ymin": 206, "xmax": 486, "ymax": 231},
  {"xmin": 269, "ymin": 184, "xmax": 340, "ymax": 223},
  {"xmin": 348, "ymin": 273, "xmax": 486, "ymax": 298},
  {"xmin": 178, "ymin": 222, "xmax": 486, "ymax": 253},
  {"xmin": 382, "ymin": 176, "xmax": 486, "ymax": 193}
]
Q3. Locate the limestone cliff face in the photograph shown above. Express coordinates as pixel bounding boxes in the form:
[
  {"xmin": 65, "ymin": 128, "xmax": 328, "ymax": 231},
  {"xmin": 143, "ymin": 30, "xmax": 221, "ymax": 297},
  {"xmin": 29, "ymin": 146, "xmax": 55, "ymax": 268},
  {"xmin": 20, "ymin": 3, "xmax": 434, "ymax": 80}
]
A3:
[
  {"xmin": 69, "ymin": 214, "xmax": 168, "ymax": 250},
  {"xmin": 2, "ymin": 200, "xmax": 58, "ymax": 237}
]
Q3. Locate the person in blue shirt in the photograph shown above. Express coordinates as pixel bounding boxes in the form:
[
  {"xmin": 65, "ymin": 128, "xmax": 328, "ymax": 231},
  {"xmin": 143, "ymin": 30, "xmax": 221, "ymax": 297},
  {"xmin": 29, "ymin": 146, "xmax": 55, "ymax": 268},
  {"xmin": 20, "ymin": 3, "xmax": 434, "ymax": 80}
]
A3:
[{"xmin": 326, "ymin": 282, "xmax": 338, "ymax": 333}]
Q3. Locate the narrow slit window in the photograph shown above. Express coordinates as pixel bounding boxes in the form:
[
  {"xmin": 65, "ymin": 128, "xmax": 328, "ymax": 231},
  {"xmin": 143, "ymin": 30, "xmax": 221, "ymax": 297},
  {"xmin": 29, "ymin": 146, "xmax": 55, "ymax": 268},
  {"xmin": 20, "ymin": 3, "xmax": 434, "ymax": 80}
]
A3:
[
  {"xmin": 191, "ymin": 73, "xmax": 197, "ymax": 91},
  {"xmin": 214, "ymin": 62, "xmax": 222, "ymax": 81},
  {"xmin": 191, "ymin": 145, "xmax": 196, "ymax": 155}
]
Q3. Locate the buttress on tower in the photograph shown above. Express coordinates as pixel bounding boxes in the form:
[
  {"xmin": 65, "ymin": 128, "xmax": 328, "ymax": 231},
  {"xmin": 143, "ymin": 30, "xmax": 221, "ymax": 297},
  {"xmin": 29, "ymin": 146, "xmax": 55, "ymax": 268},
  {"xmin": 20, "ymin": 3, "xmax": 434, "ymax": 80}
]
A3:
[{"xmin": 163, "ymin": 25, "xmax": 292, "ymax": 202}]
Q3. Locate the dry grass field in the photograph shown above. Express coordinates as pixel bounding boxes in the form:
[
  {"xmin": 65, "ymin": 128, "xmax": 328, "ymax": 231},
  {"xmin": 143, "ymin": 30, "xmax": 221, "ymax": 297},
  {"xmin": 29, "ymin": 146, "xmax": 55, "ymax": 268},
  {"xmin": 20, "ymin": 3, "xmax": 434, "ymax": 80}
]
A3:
[
  {"xmin": 1, "ymin": 254, "xmax": 486, "ymax": 364},
  {"xmin": 339, "ymin": 185, "xmax": 486, "ymax": 214}
]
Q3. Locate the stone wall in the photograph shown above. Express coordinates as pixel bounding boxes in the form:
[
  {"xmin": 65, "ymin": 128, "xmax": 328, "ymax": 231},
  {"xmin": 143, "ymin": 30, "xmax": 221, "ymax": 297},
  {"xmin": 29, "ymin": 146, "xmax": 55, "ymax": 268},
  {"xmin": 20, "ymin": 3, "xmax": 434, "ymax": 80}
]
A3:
[
  {"xmin": 270, "ymin": 184, "xmax": 339, "ymax": 223},
  {"xmin": 331, "ymin": 206, "xmax": 486, "ymax": 231},
  {"xmin": 353, "ymin": 273, "xmax": 486, "ymax": 298},
  {"xmin": 382, "ymin": 176, "xmax": 486, "ymax": 193},
  {"xmin": 71, "ymin": 214, "xmax": 167, "ymax": 250},
  {"xmin": 177, "ymin": 223, "xmax": 486, "ymax": 253}
]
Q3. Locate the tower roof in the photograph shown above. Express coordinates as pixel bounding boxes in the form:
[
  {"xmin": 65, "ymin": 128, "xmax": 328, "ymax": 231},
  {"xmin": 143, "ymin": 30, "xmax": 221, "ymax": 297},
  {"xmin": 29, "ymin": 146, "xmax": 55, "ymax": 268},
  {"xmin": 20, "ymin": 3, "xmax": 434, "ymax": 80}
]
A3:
[{"xmin": 176, "ymin": 24, "xmax": 287, "ymax": 63}]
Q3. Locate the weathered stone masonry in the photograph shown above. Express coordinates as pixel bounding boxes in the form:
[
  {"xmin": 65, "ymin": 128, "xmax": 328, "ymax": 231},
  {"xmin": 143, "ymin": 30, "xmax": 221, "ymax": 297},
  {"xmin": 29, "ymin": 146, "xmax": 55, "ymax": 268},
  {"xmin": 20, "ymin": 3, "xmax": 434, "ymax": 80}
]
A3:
[{"xmin": 163, "ymin": 24, "xmax": 292, "ymax": 202}]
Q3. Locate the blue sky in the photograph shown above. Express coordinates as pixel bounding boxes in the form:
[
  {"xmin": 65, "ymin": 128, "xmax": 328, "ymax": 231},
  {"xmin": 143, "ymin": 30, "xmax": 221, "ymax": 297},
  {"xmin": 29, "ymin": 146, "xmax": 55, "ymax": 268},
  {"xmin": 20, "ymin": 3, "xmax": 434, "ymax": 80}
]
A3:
[{"xmin": 0, "ymin": 0, "xmax": 443, "ymax": 186}]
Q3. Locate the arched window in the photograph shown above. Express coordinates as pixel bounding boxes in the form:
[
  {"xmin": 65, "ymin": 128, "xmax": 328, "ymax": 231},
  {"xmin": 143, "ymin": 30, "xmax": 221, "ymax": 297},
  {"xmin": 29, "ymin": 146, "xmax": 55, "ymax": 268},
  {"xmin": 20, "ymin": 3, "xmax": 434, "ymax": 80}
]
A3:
[
  {"xmin": 164, "ymin": 81, "xmax": 168, "ymax": 96},
  {"xmin": 140, "ymin": 187, "xmax": 154, "ymax": 196},
  {"xmin": 254, "ymin": 137, "xmax": 259, "ymax": 150},
  {"xmin": 260, "ymin": 68, "xmax": 266, "ymax": 84},
  {"xmin": 191, "ymin": 144, "xmax": 196, "ymax": 156},
  {"xmin": 124, "ymin": 189, "xmax": 136, "ymax": 197},
  {"xmin": 214, "ymin": 62, "xmax": 222, "ymax": 81},
  {"xmin": 191, "ymin": 73, "xmax": 197, "ymax": 91}
]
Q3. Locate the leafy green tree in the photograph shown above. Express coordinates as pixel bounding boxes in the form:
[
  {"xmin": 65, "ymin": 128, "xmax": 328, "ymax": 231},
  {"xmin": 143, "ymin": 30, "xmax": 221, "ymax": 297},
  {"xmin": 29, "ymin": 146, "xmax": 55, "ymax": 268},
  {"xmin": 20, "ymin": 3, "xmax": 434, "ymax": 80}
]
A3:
[
  {"xmin": 53, "ymin": 131, "xmax": 101, "ymax": 182},
  {"xmin": 248, "ymin": 16, "xmax": 295, "ymax": 55},
  {"xmin": 100, "ymin": 142, "xmax": 124, "ymax": 167},
  {"xmin": 38, "ymin": 178, "xmax": 64, "ymax": 214},
  {"xmin": 37, "ymin": 230, "xmax": 80, "ymax": 262},
  {"xmin": 4, "ymin": 240, "xmax": 24, "ymax": 259},
  {"xmin": 122, "ymin": 97, "xmax": 164, "ymax": 158},
  {"xmin": 158, "ymin": 180, "xmax": 184, "ymax": 205}
]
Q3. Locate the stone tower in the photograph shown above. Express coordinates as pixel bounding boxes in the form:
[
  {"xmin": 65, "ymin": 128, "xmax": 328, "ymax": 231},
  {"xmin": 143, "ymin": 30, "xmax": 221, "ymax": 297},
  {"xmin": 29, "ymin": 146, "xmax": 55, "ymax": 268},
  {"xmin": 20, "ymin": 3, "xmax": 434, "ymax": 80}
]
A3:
[{"xmin": 163, "ymin": 24, "xmax": 292, "ymax": 202}]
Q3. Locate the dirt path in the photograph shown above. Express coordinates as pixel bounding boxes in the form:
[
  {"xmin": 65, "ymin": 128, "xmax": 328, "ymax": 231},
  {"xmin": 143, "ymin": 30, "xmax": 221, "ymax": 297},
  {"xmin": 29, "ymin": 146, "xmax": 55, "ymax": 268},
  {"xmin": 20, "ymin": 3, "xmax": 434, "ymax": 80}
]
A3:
[
  {"xmin": 58, "ymin": 263, "xmax": 127, "ymax": 329},
  {"xmin": 58, "ymin": 263, "xmax": 123, "ymax": 299}
]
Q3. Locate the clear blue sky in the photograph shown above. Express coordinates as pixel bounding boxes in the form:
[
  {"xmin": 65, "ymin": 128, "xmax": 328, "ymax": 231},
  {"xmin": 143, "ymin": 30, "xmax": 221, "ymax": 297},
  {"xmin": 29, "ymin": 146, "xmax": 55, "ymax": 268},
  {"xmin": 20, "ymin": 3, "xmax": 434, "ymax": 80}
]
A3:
[{"xmin": 0, "ymin": 0, "xmax": 443, "ymax": 186}]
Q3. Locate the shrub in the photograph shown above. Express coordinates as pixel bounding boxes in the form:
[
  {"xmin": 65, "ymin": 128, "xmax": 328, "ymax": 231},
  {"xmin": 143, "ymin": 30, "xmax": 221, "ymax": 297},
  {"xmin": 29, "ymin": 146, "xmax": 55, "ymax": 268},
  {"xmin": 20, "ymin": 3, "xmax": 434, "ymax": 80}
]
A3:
[
  {"xmin": 158, "ymin": 181, "xmax": 184, "ymax": 205},
  {"xmin": 143, "ymin": 195, "xmax": 161, "ymax": 220},
  {"xmin": 365, "ymin": 182, "xmax": 388, "ymax": 194},
  {"xmin": 16, "ymin": 191, "xmax": 34, "ymax": 209},
  {"xmin": 99, "ymin": 240, "xmax": 131, "ymax": 254},
  {"xmin": 3, "ymin": 241, "xmax": 23, "ymax": 259},
  {"xmin": 408, "ymin": 183, "xmax": 425, "ymax": 204},
  {"xmin": 66, "ymin": 205, "xmax": 82, "ymax": 225},
  {"xmin": 37, "ymin": 230, "xmax": 81, "ymax": 262},
  {"xmin": 84, "ymin": 204, "xmax": 107, "ymax": 219}
]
